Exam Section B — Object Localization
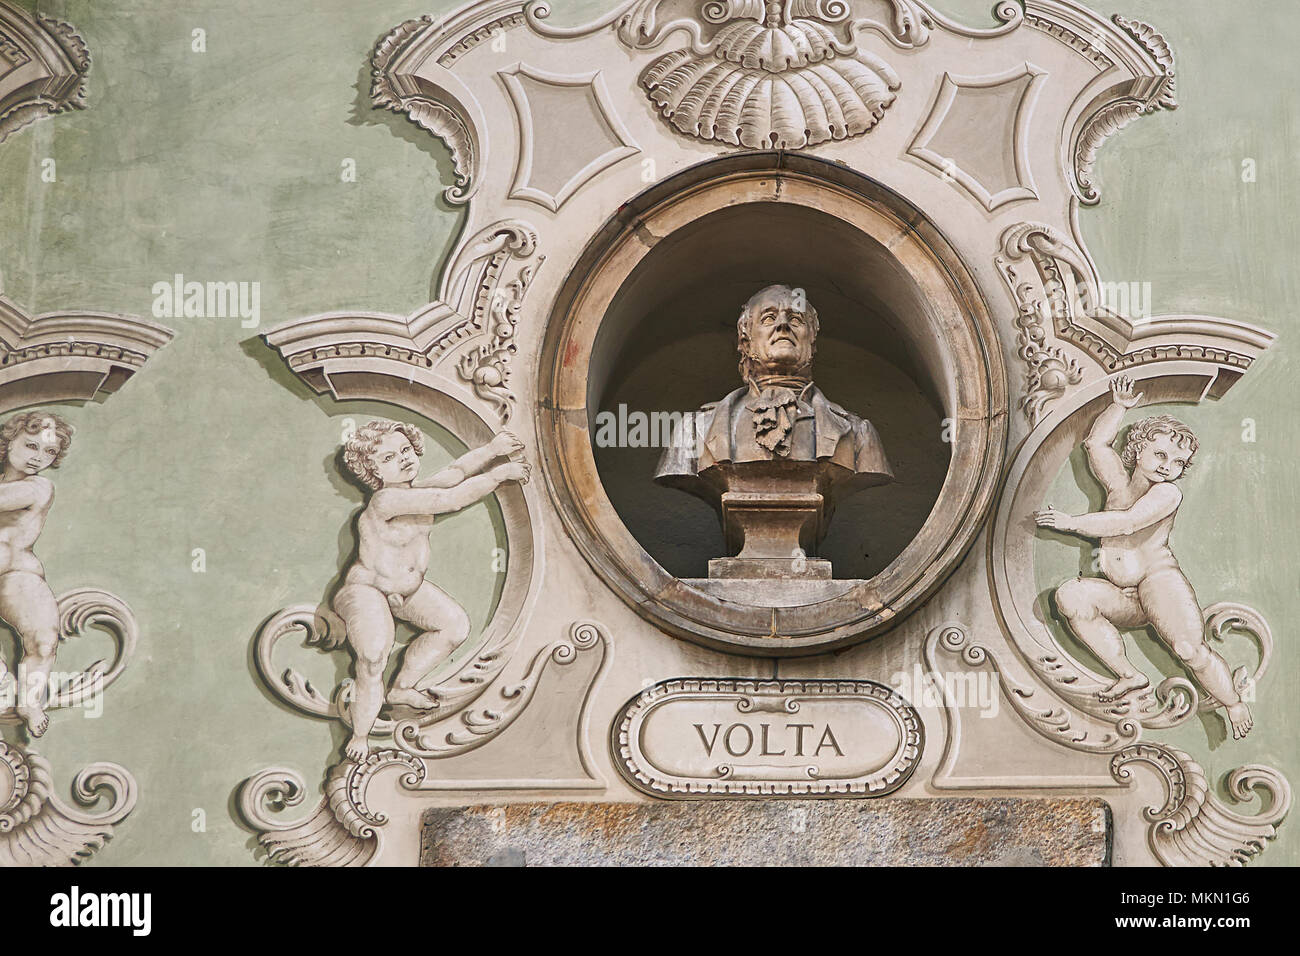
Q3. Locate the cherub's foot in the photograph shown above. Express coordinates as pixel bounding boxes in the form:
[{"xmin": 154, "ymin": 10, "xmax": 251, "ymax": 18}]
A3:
[
  {"xmin": 1227, "ymin": 702, "xmax": 1253, "ymax": 739},
  {"xmin": 1098, "ymin": 673, "xmax": 1150, "ymax": 702},
  {"xmin": 386, "ymin": 686, "xmax": 439, "ymax": 710},
  {"xmin": 344, "ymin": 734, "xmax": 369, "ymax": 762},
  {"xmin": 17, "ymin": 703, "xmax": 48, "ymax": 738}
]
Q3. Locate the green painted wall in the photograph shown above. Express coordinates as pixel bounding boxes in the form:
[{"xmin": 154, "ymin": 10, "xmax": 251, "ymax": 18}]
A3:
[{"xmin": 0, "ymin": 0, "xmax": 1294, "ymax": 866}]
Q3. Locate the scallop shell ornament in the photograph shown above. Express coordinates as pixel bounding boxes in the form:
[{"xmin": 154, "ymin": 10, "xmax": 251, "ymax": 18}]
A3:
[{"xmin": 639, "ymin": 4, "xmax": 901, "ymax": 149}]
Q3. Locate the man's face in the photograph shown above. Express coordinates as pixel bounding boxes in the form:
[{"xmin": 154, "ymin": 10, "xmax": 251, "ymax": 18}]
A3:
[
  {"xmin": 742, "ymin": 287, "xmax": 815, "ymax": 376},
  {"xmin": 1136, "ymin": 433, "xmax": 1191, "ymax": 483},
  {"xmin": 369, "ymin": 431, "xmax": 419, "ymax": 487},
  {"xmin": 6, "ymin": 423, "xmax": 61, "ymax": 476}
]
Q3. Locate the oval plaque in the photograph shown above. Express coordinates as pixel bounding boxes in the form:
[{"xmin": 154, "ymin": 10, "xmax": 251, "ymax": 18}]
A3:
[{"xmin": 613, "ymin": 679, "xmax": 923, "ymax": 797}]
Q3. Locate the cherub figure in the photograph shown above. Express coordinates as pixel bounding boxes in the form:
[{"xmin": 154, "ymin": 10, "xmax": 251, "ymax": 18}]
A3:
[
  {"xmin": 334, "ymin": 420, "xmax": 529, "ymax": 760},
  {"xmin": 1034, "ymin": 375, "xmax": 1252, "ymax": 738},
  {"xmin": 0, "ymin": 411, "xmax": 73, "ymax": 737}
]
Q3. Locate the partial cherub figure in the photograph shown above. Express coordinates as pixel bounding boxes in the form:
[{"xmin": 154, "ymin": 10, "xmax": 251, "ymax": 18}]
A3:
[
  {"xmin": 331, "ymin": 420, "xmax": 529, "ymax": 760},
  {"xmin": 0, "ymin": 411, "xmax": 73, "ymax": 737},
  {"xmin": 1034, "ymin": 375, "xmax": 1253, "ymax": 739}
]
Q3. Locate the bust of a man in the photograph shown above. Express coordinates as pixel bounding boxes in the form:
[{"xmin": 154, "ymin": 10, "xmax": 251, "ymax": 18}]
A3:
[{"xmin": 656, "ymin": 285, "xmax": 893, "ymax": 581}]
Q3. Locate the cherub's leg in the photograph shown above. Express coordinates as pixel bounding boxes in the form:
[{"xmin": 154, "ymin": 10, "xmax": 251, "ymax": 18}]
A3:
[
  {"xmin": 0, "ymin": 571, "xmax": 61, "ymax": 737},
  {"xmin": 390, "ymin": 580, "xmax": 471, "ymax": 706},
  {"xmin": 331, "ymin": 584, "xmax": 395, "ymax": 760},
  {"xmin": 1139, "ymin": 570, "xmax": 1252, "ymax": 738},
  {"xmin": 1054, "ymin": 576, "xmax": 1149, "ymax": 701}
]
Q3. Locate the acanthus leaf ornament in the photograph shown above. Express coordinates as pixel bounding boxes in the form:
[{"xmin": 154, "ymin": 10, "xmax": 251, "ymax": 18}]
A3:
[
  {"xmin": 237, "ymin": 751, "xmax": 425, "ymax": 868},
  {"xmin": 1111, "ymin": 744, "xmax": 1290, "ymax": 867},
  {"xmin": 1072, "ymin": 16, "xmax": 1177, "ymax": 206},
  {"xmin": 0, "ymin": 744, "xmax": 137, "ymax": 867},
  {"xmin": 456, "ymin": 255, "xmax": 543, "ymax": 423},
  {"xmin": 371, "ymin": 16, "xmax": 479, "ymax": 204}
]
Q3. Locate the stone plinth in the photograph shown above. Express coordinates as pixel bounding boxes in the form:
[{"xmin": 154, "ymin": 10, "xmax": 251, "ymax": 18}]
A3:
[
  {"xmin": 689, "ymin": 460, "xmax": 851, "ymax": 580},
  {"xmin": 420, "ymin": 798, "xmax": 1111, "ymax": 867}
]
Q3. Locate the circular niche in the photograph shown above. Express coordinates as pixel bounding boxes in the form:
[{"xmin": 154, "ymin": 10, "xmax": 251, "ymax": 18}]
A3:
[{"xmin": 538, "ymin": 154, "xmax": 1007, "ymax": 656}]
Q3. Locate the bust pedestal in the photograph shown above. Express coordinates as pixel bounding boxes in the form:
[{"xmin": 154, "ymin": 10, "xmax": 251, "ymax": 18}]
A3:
[{"xmin": 701, "ymin": 460, "xmax": 841, "ymax": 580}]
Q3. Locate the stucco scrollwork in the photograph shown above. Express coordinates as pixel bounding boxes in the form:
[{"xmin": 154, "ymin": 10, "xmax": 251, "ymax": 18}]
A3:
[
  {"xmin": 238, "ymin": 751, "xmax": 425, "ymax": 868},
  {"xmin": 1073, "ymin": 16, "xmax": 1176, "ymax": 206},
  {"xmin": 1112, "ymin": 744, "xmax": 1291, "ymax": 867},
  {"xmin": 996, "ymin": 222, "xmax": 1273, "ymax": 425},
  {"xmin": 372, "ymin": 16, "xmax": 486, "ymax": 204},
  {"xmin": 0, "ymin": 1, "xmax": 89, "ymax": 146},
  {"xmin": 241, "ymin": 622, "xmax": 608, "ymax": 867},
  {"xmin": 267, "ymin": 219, "xmax": 542, "ymax": 428},
  {"xmin": 0, "ymin": 743, "xmax": 137, "ymax": 866}
]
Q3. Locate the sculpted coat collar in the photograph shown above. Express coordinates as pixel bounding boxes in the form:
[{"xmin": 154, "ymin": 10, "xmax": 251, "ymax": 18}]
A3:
[{"xmin": 699, "ymin": 382, "xmax": 859, "ymax": 466}]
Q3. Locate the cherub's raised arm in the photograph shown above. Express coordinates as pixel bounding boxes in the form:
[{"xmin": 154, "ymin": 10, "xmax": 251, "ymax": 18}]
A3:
[
  {"xmin": 1085, "ymin": 375, "xmax": 1143, "ymax": 492},
  {"xmin": 1036, "ymin": 483, "xmax": 1180, "ymax": 539},
  {"xmin": 377, "ymin": 471, "xmax": 501, "ymax": 518},
  {"xmin": 413, "ymin": 432, "xmax": 525, "ymax": 488},
  {"xmin": 376, "ymin": 461, "xmax": 529, "ymax": 519}
]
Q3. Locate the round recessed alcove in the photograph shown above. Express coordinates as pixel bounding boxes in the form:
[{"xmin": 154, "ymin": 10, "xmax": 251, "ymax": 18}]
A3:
[{"xmin": 538, "ymin": 153, "xmax": 1007, "ymax": 656}]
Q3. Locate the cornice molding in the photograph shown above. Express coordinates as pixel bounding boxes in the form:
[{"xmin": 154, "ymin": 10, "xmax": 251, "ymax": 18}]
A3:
[{"xmin": 0, "ymin": 294, "xmax": 174, "ymax": 407}]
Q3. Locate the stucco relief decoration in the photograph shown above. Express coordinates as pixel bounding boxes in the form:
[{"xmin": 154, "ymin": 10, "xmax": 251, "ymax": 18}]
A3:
[
  {"xmin": 0, "ymin": 412, "xmax": 142, "ymax": 866},
  {"xmin": 907, "ymin": 63, "xmax": 1045, "ymax": 210},
  {"xmin": 0, "ymin": 287, "xmax": 169, "ymax": 866},
  {"xmin": 232, "ymin": 0, "xmax": 1294, "ymax": 869},
  {"xmin": 242, "ymin": 350, "xmax": 608, "ymax": 865},
  {"xmin": 618, "ymin": 0, "xmax": 910, "ymax": 148},
  {"xmin": 500, "ymin": 64, "xmax": 640, "ymax": 211},
  {"xmin": 0, "ymin": 2, "xmax": 89, "ymax": 146}
]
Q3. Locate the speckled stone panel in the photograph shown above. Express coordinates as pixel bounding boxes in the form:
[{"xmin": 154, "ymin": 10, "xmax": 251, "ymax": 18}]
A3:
[{"xmin": 420, "ymin": 798, "xmax": 1112, "ymax": 866}]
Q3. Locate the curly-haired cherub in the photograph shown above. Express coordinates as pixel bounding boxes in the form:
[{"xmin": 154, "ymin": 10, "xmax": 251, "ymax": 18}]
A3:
[
  {"xmin": 1034, "ymin": 375, "xmax": 1252, "ymax": 738},
  {"xmin": 333, "ymin": 420, "xmax": 529, "ymax": 760},
  {"xmin": 0, "ymin": 411, "xmax": 74, "ymax": 737}
]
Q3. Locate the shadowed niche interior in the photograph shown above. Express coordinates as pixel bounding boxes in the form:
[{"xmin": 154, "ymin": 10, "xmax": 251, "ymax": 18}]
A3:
[{"xmin": 589, "ymin": 202, "xmax": 951, "ymax": 581}]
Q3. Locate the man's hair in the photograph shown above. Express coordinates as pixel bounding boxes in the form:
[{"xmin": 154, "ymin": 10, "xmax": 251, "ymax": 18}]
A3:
[
  {"xmin": 0, "ymin": 411, "xmax": 74, "ymax": 470},
  {"xmin": 737, "ymin": 284, "xmax": 819, "ymax": 384},
  {"xmin": 342, "ymin": 419, "xmax": 425, "ymax": 490},
  {"xmin": 1121, "ymin": 415, "xmax": 1198, "ymax": 474}
]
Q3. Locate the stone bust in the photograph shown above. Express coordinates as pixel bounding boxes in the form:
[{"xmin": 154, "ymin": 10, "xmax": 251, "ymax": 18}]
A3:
[
  {"xmin": 656, "ymin": 285, "xmax": 893, "ymax": 582},
  {"xmin": 657, "ymin": 284, "xmax": 893, "ymax": 482}
]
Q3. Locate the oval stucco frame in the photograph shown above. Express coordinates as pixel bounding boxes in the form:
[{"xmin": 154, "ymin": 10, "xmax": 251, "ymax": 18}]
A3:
[{"xmin": 538, "ymin": 153, "xmax": 1007, "ymax": 657}]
